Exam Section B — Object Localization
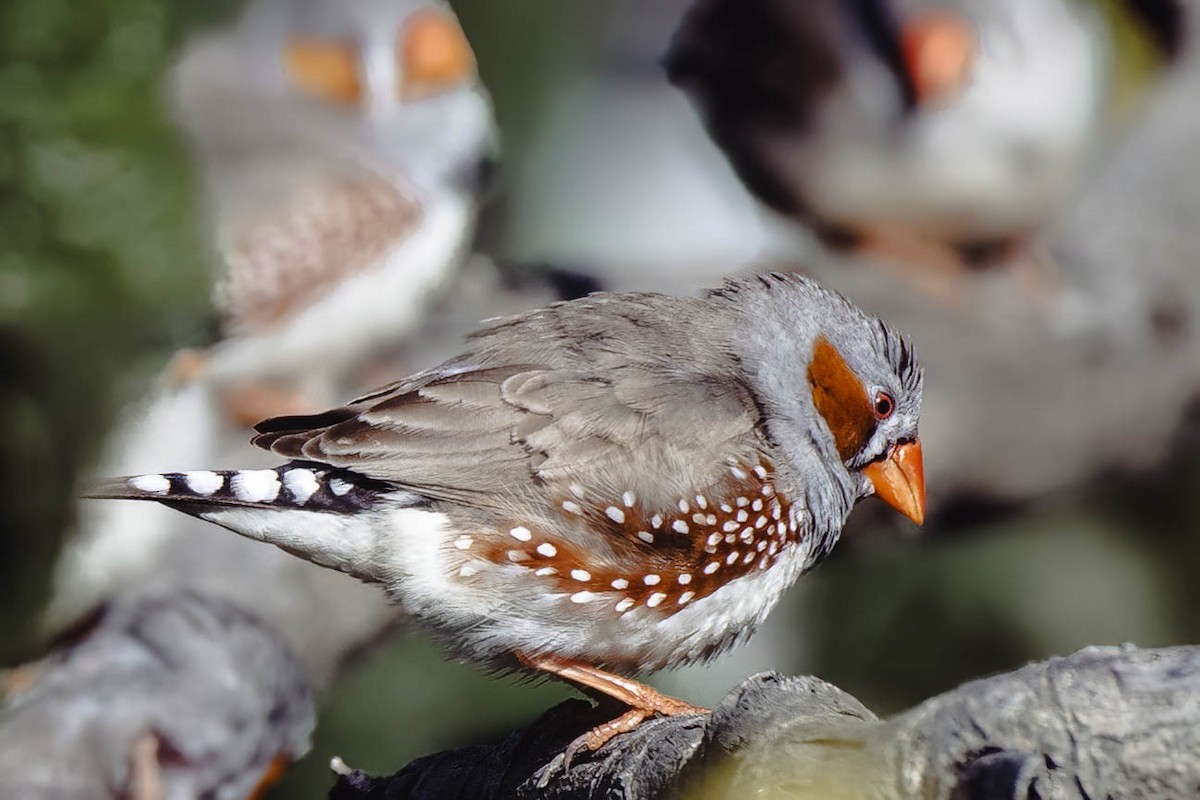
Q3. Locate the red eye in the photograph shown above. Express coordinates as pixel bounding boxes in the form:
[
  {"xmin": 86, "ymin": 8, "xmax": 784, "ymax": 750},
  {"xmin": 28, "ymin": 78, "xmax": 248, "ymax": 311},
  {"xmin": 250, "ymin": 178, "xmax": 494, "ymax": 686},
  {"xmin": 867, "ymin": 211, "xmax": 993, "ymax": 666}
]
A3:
[{"xmin": 873, "ymin": 391, "xmax": 895, "ymax": 420}]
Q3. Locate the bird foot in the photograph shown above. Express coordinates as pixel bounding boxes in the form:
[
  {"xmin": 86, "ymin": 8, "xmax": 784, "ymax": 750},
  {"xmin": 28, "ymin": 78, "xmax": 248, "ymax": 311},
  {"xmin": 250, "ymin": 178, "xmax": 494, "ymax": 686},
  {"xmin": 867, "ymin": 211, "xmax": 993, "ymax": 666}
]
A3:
[
  {"xmin": 847, "ymin": 225, "xmax": 976, "ymax": 305},
  {"xmin": 557, "ymin": 707, "xmax": 653, "ymax": 771},
  {"xmin": 129, "ymin": 733, "xmax": 165, "ymax": 800},
  {"xmin": 517, "ymin": 651, "xmax": 708, "ymax": 770}
]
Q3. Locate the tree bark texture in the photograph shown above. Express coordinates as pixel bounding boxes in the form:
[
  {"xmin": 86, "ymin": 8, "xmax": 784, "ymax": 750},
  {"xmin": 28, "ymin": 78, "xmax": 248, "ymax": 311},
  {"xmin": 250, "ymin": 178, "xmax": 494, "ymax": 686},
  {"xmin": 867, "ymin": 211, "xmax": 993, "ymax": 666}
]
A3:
[{"xmin": 329, "ymin": 645, "xmax": 1200, "ymax": 799}]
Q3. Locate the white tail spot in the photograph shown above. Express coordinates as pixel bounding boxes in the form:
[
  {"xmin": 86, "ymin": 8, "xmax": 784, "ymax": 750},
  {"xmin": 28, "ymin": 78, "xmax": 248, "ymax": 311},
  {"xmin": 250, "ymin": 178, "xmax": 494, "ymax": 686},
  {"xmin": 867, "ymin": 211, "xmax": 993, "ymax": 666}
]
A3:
[
  {"xmin": 282, "ymin": 469, "xmax": 319, "ymax": 504},
  {"xmin": 646, "ymin": 592, "xmax": 667, "ymax": 608},
  {"xmin": 691, "ymin": 513, "xmax": 707, "ymax": 526},
  {"xmin": 755, "ymin": 515, "xmax": 768, "ymax": 528},
  {"xmin": 606, "ymin": 506, "xmax": 626, "ymax": 524},
  {"xmin": 184, "ymin": 471, "xmax": 223, "ymax": 496},
  {"xmin": 232, "ymin": 470, "xmax": 281, "ymax": 503},
  {"xmin": 637, "ymin": 531, "xmax": 654, "ymax": 544},
  {"xmin": 507, "ymin": 550, "xmax": 530, "ymax": 562},
  {"xmin": 510, "ymin": 526, "xmax": 532, "ymax": 541},
  {"xmin": 571, "ymin": 569, "xmax": 591, "ymax": 582},
  {"xmin": 651, "ymin": 515, "xmax": 663, "ymax": 529},
  {"xmin": 752, "ymin": 499, "xmax": 764, "ymax": 512},
  {"xmin": 562, "ymin": 500, "xmax": 583, "ymax": 515},
  {"xmin": 130, "ymin": 474, "xmax": 170, "ymax": 495},
  {"xmin": 615, "ymin": 598, "xmax": 635, "ymax": 613},
  {"xmin": 753, "ymin": 465, "xmax": 768, "ymax": 479},
  {"xmin": 643, "ymin": 574, "xmax": 661, "ymax": 586},
  {"xmin": 678, "ymin": 591, "xmax": 695, "ymax": 605},
  {"xmin": 611, "ymin": 578, "xmax": 629, "ymax": 590},
  {"xmin": 726, "ymin": 551, "xmax": 739, "ymax": 565},
  {"xmin": 736, "ymin": 496, "xmax": 749, "ymax": 507},
  {"xmin": 454, "ymin": 536, "xmax": 473, "ymax": 550},
  {"xmin": 720, "ymin": 503, "xmax": 733, "ymax": 513},
  {"xmin": 707, "ymin": 533, "xmax": 722, "ymax": 547},
  {"xmin": 678, "ymin": 574, "xmax": 692, "ymax": 585},
  {"xmin": 730, "ymin": 466, "xmax": 748, "ymax": 480},
  {"xmin": 762, "ymin": 484, "xmax": 775, "ymax": 496},
  {"xmin": 678, "ymin": 499, "xmax": 689, "ymax": 513},
  {"xmin": 757, "ymin": 540, "xmax": 768, "ymax": 552},
  {"xmin": 743, "ymin": 551, "xmax": 755, "ymax": 564},
  {"xmin": 570, "ymin": 591, "xmax": 596, "ymax": 604},
  {"xmin": 672, "ymin": 520, "xmax": 689, "ymax": 534},
  {"xmin": 536, "ymin": 542, "xmax": 557, "ymax": 557},
  {"xmin": 535, "ymin": 567, "xmax": 557, "ymax": 577},
  {"xmin": 623, "ymin": 491, "xmax": 636, "ymax": 507},
  {"xmin": 695, "ymin": 495, "xmax": 707, "ymax": 510},
  {"xmin": 704, "ymin": 562, "xmax": 720, "ymax": 575}
]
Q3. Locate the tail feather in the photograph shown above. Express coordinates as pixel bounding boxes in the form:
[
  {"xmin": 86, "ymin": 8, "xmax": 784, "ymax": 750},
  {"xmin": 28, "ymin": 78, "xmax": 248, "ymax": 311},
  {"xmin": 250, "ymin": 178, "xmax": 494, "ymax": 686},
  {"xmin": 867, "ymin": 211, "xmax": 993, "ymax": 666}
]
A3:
[
  {"xmin": 84, "ymin": 463, "xmax": 422, "ymax": 583},
  {"xmin": 83, "ymin": 463, "xmax": 388, "ymax": 514}
]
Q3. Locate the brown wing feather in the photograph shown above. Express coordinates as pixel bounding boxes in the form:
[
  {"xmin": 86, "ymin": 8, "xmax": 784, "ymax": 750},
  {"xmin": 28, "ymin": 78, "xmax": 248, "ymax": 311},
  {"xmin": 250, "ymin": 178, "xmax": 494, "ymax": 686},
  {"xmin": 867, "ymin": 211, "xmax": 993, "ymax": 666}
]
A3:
[
  {"xmin": 253, "ymin": 367, "xmax": 762, "ymax": 512},
  {"xmin": 251, "ymin": 294, "xmax": 766, "ymax": 514}
]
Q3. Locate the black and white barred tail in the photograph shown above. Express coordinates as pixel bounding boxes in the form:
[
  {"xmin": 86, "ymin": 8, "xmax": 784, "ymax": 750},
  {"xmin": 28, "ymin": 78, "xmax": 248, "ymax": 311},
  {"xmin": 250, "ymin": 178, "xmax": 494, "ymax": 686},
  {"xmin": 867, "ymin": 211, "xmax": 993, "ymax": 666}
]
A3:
[
  {"xmin": 85, "ymin": 462, "xmax": 387, "ymax": 514},
  {"xmin": 85, "ymin": 463, "xmax": 418, "ymax": 582}
]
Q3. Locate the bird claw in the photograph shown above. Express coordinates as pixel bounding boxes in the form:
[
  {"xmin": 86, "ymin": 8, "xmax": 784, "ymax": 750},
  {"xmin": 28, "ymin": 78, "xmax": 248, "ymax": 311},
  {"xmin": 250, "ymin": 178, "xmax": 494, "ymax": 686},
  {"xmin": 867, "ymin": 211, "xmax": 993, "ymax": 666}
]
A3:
[
  {"xmin": 533, "ymin": 752, "xmax": 569, "ymax": 788},
  {"xmin": 533, "ymin": 708, "xmax": 652, "ymax": 785},
  {"xmin": 540, "ymin": 702, "xmax": 704, "ymax": 787}
]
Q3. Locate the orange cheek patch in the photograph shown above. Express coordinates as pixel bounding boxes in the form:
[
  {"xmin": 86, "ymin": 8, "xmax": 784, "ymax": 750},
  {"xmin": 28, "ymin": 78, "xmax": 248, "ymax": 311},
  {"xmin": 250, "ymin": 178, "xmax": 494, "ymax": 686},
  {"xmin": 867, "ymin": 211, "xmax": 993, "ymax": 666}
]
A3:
[
  {"xmin": 807, "ymin": 336, "xmax": 875, "ymax": 462},
  {"xmin": 398, "ymin": 10, "xmax": 475, "ymax": 100},
  {"xmin": 284, "ymin": 39, "xmax": 362, "ymax": 106}
]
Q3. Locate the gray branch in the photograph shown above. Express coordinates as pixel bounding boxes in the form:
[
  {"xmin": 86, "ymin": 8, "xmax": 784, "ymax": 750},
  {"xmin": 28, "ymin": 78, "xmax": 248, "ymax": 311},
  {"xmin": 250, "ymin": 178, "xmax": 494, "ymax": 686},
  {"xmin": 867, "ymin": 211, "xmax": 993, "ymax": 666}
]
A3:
[{"xmin": 328, "ymin": 645, "xmax": 1200, "ymax": 799}]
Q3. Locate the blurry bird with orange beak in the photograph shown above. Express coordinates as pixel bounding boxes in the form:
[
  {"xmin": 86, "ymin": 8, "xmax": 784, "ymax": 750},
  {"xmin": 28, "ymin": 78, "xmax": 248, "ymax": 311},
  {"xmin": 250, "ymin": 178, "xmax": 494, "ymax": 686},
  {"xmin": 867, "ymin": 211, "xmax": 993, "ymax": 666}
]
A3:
[
  {"xmin": 668, "ymin": 0, "xmax": 1184, "ymax": 280},
  {"xmin": 173, "ymin": 0, "xmax": 495, "ymax": 408}
]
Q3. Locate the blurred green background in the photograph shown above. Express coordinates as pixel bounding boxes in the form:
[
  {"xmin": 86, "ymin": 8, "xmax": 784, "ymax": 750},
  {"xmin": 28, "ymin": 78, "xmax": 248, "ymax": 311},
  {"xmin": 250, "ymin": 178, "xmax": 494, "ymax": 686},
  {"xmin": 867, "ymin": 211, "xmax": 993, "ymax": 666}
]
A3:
[{"xmin": 2, "ymin": 1, "xmax": 1199, "ymax": 797}]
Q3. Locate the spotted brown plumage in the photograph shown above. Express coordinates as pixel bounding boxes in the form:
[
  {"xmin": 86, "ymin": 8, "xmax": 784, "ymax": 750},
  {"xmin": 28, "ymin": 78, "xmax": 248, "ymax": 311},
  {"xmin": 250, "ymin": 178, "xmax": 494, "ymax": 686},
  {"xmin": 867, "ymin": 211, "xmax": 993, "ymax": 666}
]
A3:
[
  {"xmin": 453, "ymin": 458, "xmax": 804, "ymax": 613},
  {"xmin": 88, "ymin": 272, "xmax": 925, "ymax": 754}
]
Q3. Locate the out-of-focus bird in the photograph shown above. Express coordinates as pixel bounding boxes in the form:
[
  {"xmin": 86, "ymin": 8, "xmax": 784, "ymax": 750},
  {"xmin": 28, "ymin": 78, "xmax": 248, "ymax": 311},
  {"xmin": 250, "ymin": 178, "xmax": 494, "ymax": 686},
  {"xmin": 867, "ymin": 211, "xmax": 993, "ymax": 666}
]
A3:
[
  {"xmin": 667, "ymin": 0, "xmax": 1184, "ymax": 277},
  {"xmin": 48, "ymin": 0, "xmax": 499, "ymax": 659},
  {"xmin": 89, "ymin": 273, "xmax": 925, "ymax": 754},
  {"xmin": 173, "ymin": 0, "xmax": 495, "ymax": 407},
  {"xmin": 0, "ymin": 591, "xmax": 313, "ymax": 800}
]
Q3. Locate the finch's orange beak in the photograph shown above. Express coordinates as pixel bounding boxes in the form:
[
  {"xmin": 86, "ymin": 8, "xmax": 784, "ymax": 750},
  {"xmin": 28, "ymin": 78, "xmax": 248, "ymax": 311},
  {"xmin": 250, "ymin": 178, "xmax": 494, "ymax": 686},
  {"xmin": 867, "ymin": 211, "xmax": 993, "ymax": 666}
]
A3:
[{"xmin": 863, "ymin": 439, "xmax": 926, "ymax": 525}]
